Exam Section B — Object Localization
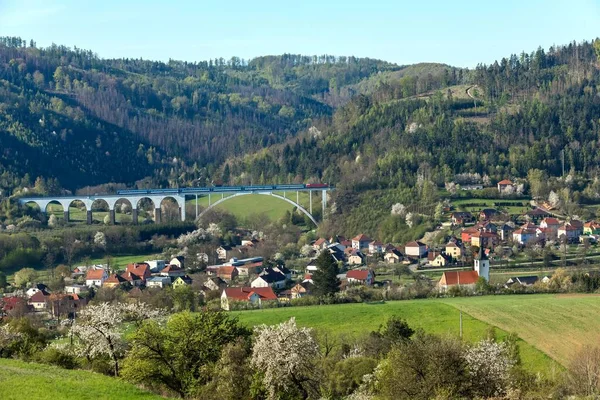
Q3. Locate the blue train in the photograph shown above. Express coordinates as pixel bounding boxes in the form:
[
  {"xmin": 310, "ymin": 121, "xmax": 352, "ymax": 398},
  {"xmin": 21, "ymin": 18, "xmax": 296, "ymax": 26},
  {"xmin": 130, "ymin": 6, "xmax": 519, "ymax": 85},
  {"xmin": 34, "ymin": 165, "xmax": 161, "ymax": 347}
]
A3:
[{"xmin": 116, "ymin": 184, "xmax": 329, "ymax": 196}]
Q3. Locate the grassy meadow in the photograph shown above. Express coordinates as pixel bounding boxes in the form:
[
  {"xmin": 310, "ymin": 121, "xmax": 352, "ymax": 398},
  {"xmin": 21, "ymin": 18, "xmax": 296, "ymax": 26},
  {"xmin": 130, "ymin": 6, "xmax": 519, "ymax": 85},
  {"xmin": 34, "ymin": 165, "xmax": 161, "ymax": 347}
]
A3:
[
  {"xmin": 234, "ymin": 297, "xmax": 559, "ymax": 376},
  {"xmin": 0, "ymin": 359, "xmax": 161, "ymax": 400}
]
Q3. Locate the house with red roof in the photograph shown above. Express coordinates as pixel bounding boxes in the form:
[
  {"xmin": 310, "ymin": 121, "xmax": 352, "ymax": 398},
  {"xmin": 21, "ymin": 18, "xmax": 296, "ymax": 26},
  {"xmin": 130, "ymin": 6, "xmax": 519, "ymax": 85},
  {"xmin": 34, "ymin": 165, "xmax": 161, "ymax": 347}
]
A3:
[
  {"xmin": 497, "ymin": 179, "xmax": 514, "ymax": 193},
  {"xmin": 28, "ymin": 290, "xmax": 50, "ymax": 311},
  {"xmin": 85, "ymin": 268, "xmax": 108, "ymax": 288},
  {"xmin": 103, "ymin": 273, "xmax": 129, "ymax": 289},
  {"xmin": 126, "ymin": 263, "xmax": 151, "ymax": 282},
  {"xmin": 220, "ymin": 287, "xmax": 277, "ymax": 310},
  {"xmin": 217, "ymin": 266, "xmax": 239, "ymax": 281},
  {"xmin": 312, "ymin": 238, "xmax": 330, "ymax": 251},
  {"xmin": 540, "ymin": 217, "xmax": 561, "ymax": 239},
  {"xmin": 368, "ymin": 240, "xmax": 385, "ymax": 255},
  {"xmin": 120, "ymin": 271, "xmax": 144, "ymax": 287},
  {"xmin": 160, "ymin": 265, "xmax": 186, "ymax": 278},
  {"xmin": 437, "ymin": 270, "xmax": 480, "ymax": 292},
  {"xmin": 47, "ymin": 293, "xmax": 87, "ymax": 318},
  {"xmin": 352, "ymin": 234, "xmax": 372, "ymax": 250},
  {"xmin": 346, "ymin": 269, "xmax": 375, "ymax": 286},
  {"xmin": 558, "ymin": 223, "xmax": 583, "ymax": 243}
]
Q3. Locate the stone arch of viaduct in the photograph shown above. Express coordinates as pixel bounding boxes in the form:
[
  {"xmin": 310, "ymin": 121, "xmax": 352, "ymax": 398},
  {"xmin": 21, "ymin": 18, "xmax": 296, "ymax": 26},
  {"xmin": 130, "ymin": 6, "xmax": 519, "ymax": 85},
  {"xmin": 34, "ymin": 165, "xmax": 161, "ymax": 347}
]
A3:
[{"xmin": 18, "ymin": 194, "xmax": 186, "ymax": 224}]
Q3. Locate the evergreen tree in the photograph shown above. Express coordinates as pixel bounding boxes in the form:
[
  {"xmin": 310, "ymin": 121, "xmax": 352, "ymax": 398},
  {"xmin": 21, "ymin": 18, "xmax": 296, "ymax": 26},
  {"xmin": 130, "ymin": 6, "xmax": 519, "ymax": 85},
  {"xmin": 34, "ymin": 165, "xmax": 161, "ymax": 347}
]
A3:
[{"xmin": 312, "ymin": 250, "xmax": 340, "ymax": 297}]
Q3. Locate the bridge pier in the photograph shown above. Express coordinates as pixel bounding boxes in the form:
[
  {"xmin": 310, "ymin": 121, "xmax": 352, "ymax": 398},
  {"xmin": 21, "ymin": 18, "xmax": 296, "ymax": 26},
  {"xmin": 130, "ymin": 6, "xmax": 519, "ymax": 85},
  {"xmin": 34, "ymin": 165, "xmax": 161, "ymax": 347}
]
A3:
[
  {"xmin": 132, "ymin": 209, "xmax": 138, "ymax": 224},
  {"xmin": 179, "ymin": 206, "xmax": 185, "ymax": 222},
  {"xmin": 109, "ymin": 209, "xmax": 116, "ymax": 225},
  {"xmin": 322, "ymin": 189, "xmax": 327, "ymax": 217},
  {"xmin": 63, "ymin": 210, "xmax": 69, "ymax": 223},
  {"xmin": 154, "ymin": 208, "xmax": 162, "ymax": 224},
  {"xmin": 86, "ymin": 210, "xmax": 92, "ymax": 225},
  {"xmin": 309, "ymin": 190, "xmax": 313, "ymax": 215},
  {"xmin": 195, "ymin": 195, "xmax": 198, "ymax": 220}
]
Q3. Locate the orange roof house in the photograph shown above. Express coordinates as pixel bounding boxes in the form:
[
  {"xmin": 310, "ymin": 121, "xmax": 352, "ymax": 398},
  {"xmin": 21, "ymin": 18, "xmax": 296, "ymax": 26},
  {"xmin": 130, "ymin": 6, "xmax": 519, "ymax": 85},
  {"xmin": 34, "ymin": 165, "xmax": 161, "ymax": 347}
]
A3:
[{"xmin": 220, "ymin": 287, "xmax": 277, "ymax": 310}]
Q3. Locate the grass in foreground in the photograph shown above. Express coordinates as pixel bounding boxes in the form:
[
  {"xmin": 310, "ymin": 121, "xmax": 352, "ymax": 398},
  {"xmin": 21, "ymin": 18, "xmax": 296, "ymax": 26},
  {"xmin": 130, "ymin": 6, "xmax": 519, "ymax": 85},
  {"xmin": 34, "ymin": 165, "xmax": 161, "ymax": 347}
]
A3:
[
  {"xmin": 0, "ymin": 358, "xmax": 160, "ymax": 400},
  {"xmin": 234, "ymin": 298, "xmax": 558, "ymax": 376}
]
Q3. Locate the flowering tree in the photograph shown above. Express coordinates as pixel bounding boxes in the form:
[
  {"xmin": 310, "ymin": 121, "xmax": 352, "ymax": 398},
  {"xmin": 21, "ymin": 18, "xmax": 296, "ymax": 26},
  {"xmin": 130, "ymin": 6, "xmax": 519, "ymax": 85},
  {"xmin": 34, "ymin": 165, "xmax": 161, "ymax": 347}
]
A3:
[
  {"xmin": 206, "ymin": 222, "xmax": 222, "ymax": 237},
  {"xmin": 70, "ymin": 302, "xmax": 163, "ymax": 376},
  {"xmin": 176, "ymin": 228, "xmax": 208, "ymax": 247},
  {"xmin": 94, "ymin": 231, "xmax": 106, "ymax": 248},
  {"xmin": 300, "ymin": 244, "xmax": 313, "ymax": 257},
  {"xmin": 444, "ymin": 182, "xmax": 458, "ymax": 195},
  {"xmin": 251, "ymin": 318, "xmax": 320, "ymax": 399},
  {"xmin": 48, "ymin": 214, "xmax": 58, "ymax": 227},
  {"xmin": 391, "ymin": 203, "xmax": 407, "ymax": 217},
  {"xmin": 405, "ymin": 212, "xmax": 415, "ymax": 228},
  {"xmin": 464, "ymin": 340, "xmax": 514, "ymax": 398},
  {"xmin": 548, "ymin": 190, "xmax": 561, "ymax": 208}
]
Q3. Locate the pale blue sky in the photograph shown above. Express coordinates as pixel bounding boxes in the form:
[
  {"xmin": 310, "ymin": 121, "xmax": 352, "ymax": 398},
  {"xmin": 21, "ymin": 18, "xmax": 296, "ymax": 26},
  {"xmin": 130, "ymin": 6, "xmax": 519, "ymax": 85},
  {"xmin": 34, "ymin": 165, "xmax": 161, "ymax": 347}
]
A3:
[{"xmin": 0, "ymin": 0, "xmax": 598, "ymax": 67}]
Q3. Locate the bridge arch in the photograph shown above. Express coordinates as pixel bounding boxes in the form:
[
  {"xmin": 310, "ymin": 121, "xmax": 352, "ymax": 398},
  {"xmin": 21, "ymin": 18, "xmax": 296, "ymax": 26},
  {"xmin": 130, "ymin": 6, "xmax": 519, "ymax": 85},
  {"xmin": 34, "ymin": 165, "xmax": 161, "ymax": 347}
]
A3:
[
  {"xmin": 136, "ymin": 197, "xmax": 157, "ymax": 223},
  {"xmin": 160, "ymin": 196, "xmax": 182, "ymax": 223},
  {"xmin": 199, "ymin": 192, "xmax": 319, "ymax": 227}
]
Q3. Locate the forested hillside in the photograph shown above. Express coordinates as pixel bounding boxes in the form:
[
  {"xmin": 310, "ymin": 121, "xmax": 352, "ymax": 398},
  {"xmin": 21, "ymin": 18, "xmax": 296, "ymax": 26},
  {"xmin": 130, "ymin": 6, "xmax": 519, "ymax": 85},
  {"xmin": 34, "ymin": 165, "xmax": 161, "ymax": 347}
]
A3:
[{"xmin": 0, "ymin": 36, "xmax": 462, "ymax": 196}]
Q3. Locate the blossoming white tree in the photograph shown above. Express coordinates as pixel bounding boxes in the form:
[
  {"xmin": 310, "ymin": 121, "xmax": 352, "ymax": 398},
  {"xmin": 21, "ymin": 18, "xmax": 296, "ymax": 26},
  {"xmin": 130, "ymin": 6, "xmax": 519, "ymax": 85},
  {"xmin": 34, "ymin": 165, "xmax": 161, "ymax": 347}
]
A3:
[
  {"xmin": 391, "ymin": 203, "xmax": 407, "ymax": 217},
  {"xmin": 94, "ymin": 231, "xmax": 106, "ymax": 248},
  {"xmin": 206, "ymin": 222, "xmax": 222, "ymax": 237},
  {"xmin": 464, "ymin": 339, "xmax": 514, "ymax": 398},
  {"xmin": 251, "ymin": 318, "xmax": 320, "ymax": 399},
  {"xmin": 70, "ymin": 302, "xmax": 163, "ymax": 376},
  {"xmin": 405, "ymin": 212, "xmax": 415, "ymax": 228}
]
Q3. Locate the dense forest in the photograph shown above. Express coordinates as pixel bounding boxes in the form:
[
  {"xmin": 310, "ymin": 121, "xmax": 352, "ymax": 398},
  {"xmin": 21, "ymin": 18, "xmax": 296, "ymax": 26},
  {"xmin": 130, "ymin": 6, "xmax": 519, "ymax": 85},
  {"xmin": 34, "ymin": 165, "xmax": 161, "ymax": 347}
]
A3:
[{"xmin": 2, "ymin": 36, "xmax": 600, "ymax": 237}]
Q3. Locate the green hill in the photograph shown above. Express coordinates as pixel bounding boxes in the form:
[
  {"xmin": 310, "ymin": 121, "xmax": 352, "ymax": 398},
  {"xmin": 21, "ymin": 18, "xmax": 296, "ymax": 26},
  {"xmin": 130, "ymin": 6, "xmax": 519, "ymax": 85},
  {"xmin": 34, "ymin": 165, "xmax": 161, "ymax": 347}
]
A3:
[
  {"xmin": 0, "ymin": 358, "xmax": 161, "ymax": 400},
  {"xmin": 235, "ymin": 294, "xmax": 600, "ymax": 375}
]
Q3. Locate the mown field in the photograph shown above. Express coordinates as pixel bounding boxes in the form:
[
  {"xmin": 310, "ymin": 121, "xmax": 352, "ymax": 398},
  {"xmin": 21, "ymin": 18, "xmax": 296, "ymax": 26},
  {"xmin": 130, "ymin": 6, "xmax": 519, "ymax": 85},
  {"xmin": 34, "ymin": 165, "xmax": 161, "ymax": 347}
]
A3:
[
  {"xmin": 187, "ymin": 191, "xmax": 317, "ymax": 222},
  {"xmin": 234, "ymin": 296, "xmax": 560, "ymax": 376},
  {"xmin": 451, "ymin": 197, "xmax": 531, "ymax": 216},
  {"xmin": 0, "ymin": 358, "xmax": 160, "ymax": 400}
]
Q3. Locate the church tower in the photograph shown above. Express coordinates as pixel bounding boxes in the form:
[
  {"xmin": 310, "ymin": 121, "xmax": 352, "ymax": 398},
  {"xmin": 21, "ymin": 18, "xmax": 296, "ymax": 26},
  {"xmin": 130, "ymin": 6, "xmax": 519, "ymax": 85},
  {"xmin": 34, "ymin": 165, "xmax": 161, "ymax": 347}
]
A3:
[{"xmin": 474, "ymin": 246, "xmax": 490, "ymax": 281}]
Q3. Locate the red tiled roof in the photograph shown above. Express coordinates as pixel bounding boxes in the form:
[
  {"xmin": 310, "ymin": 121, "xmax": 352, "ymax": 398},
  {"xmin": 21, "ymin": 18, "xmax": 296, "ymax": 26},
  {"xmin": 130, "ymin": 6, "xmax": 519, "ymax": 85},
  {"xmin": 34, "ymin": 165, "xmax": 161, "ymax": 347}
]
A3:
[
  {"xmin": 29, "ymin": 291, "xmax": 49, "ymax": 303},
  {"xmin": 161, "ymin": 265, "xmax": 183, "ymax": 273},
  {"xmin": 347, "ymin": 269, "xmax": 372, "ymax": 280},
  {"xmin": 543, "ymin": 217, "xmax": 560, "ymax": 225},
  {"xmin": 126, "ymin": 263, "xmax": 151, "ymax": 279},
  {"xmin": 440, "ymin": 270, "xmax": 480, "ymax": 286},
  {"xmin": 121, "ymin": 272, "xmax": 141, "ymax": 282},
  {"xmin": 86, "ymin": 269, "xmax": 106, "ymax": 280},
  {"xmin": 104, "ymin": 273, "xmax": 127, "ymax": 285},
  {"xmin": 405, "ymin": 241, "xmax": 425, "ymax": 247},
  {"xmin": 218, "ymin": 266, "xmax": 237, "ymax": 277},
  {"xmin": 352, "ymin": 234, "xmax": 372, "ymax": 242},
  {"xmin": 224, "ymin": 287, "xmax": 277, "ymax": 301},
  {"xmin": 498, "ymin": 179, "xmax": 513, "ymax": 185},
  {"xmin": 314, "ymin": 238, "xmax": 327, "ymax": 246}
]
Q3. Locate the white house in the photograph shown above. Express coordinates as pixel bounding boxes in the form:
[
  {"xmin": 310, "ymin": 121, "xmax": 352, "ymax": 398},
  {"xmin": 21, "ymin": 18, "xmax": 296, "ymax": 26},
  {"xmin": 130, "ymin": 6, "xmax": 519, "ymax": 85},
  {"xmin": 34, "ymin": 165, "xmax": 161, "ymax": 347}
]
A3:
[
  {"xmin": 144, "ymin": 260, "xmax": 166, "ymax": 273},
  {"xmin": 405, "ymin": 241, "xmax": 427, "ymax": 258},
  {"xmin": 251, "ymin": 268, "xmax": 287, "ymax": 289},
  {"xmin": 512, "ymin": 228, "xmax": 536, "ymax": 245},
  {"xmin": 85, "ymin": 268, "xmax": 108, "ymax": 288},
  {"xmin": 170, "ymin": 256, "xmax": 185, "ymax": 269},
  {"xmin": 64, "ymin": 284, "xmax": 87, "ymax": 295},
  {"xmin": 346, "ymin": 269, "xmax": 375, "ymax": 285},
  {"xmin": 351, "ymin": 234, "xmax": 372, "ymax": 250},
  {"xmin": 146, "ymin": 276, "xmax": 172, "ymax": 288}
]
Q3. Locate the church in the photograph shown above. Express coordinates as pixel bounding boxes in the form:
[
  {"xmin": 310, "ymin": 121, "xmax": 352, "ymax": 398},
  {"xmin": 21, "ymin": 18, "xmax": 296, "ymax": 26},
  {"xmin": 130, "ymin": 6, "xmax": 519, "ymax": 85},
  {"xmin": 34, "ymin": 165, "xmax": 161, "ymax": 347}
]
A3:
[{"xmin": 437, "ymin": 247, "xmax": 489, "ymax": 292}]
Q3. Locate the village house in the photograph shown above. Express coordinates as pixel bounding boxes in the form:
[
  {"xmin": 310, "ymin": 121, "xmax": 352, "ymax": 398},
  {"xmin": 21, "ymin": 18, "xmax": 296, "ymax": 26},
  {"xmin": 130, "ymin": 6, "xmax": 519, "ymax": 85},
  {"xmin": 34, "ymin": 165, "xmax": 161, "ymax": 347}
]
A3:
[
  {"xmin": 217, "ymin": 266, "xmax": 239, "ymax": 281},
  {"xmin": 26, "ymin": 283, "xmax": 49, "ymax": 298},
  {"xmin": 558, "ymin": 222, "xmax": 583, "ymax": 243},
  {"xmin": 172, "ymin": 275, "xmax": 193, "ymax": 288},
  {"xmin": 170, "ymin": 256, "xmax": 185, "ymax": 269},
  {"xmin": 461, "ymin": 226, "xmax": 479, "ymax": 244},
  {"xmin": 584, "ymin": 221, "xmax": 600, "ymax": 235},
  {"xmin": 368, "ymin": 240, "xmax": 385, "ymax": 255},
  {"xmin": 85, "ymin": 268, "xmax": 108, "ymax": 288},
  {"xmin": 120, "ymin": 271, "xmax": 143, "ymax": 287},
  {"xmin": 405, "ymin": 241, "xmax": 427, "ymax": 258},
  {"xmin": 524, "ymin": 207, "xmax": 551, "ymax": 222},
  {"xmin": 125, "ymin": 263, "xmax": 151, "ymax": 282},
  {"xmin": 479, "ymin": 208, "xmax": 499, "ymax": 221},
  {"xmin": 312, "ymin": 238, "xmax": 330, "ymax": 251},
  {"xmin": 505, "ymin": 276, "xmax": 539, "ymax": 288},
  {"xmin": 430, "ymin": 253, "xmax": 451, "ymax": 267},
  {"xmin": 216, "ymin": 245, "xmax": 234, "ymax": 261},
  {"xmin": 497, "ymin": 179, "xmax": 514, "ymax": 193},
  {"xmin": 451, "ymin": 212, "xmax": 474, "ymax": 226},
  {"xmin": 471, "ymin": 231, "xmax": 500, "ymax": 249},
  {"xmin": 346, "ymin": 269, "xmax": 375, "ymax": 286},
  {"xmin": 160, "ymin": 264, "xmax": 186, "ymax": 278},
  {"xmin": 512, "ymin": 227, "xmax": 537, "ymax": 245},
  {"xmin": 28, "ymin": 290, "xmax": 50, "ymax": 311},
  {"xmin": 235, "ymin": 262, "xmax": 263, "ymax": 277},
  {"xmin": 103, "ymin": 273, "xmax": 129, "ymax": 289},
  {"xmin": 352, "ymin": 234, "xmax": 372, "ymax": 250},
  {"xmin": 47, "ymin": 293, "xmax": 86, "ymax": 318},
  {"xmin": 251, "ymin": 268, "xmax": 287, "ymax": 289},
  {"xmin": 0, "ymin": 296, "xmax": 26, "ymax": 316},
  {"xmin": 290, "ymin": 282, "xmax": 312, "ymax": 299},
  {"xmin": 221, "ymin": 287, "xmax": 277, "ymax": 310},
  {"xmin": 384, "ymin": 248, "xmax": 403, "ymax": 264},
  {"xmin": 64, "ymin": 284, "xmax": 87, "ymax": 295},
  {"xmin": 347, "ymin": 250, "xmax": 366, "ymax": 266},
  {"xmin": 445, "ymin": 241, "xmax": 464, "ymax": 259},
  {"xmin": 146, "ymin": 276, "xmax": 171, "ymax": 288},
  {"xmin": 202, "ymin": 277, "xmax": 227, "ymax": 293},
  {"xmin": 497, "ymin": 223, "xmax": 514, "ymax": 241},
  {"xmin": 305, "ymin": 259, "xmax": 318, "ymax": 274},
  {"xmin": 144, "ymin": 260, "xmax": 166, "ymax": 273}
]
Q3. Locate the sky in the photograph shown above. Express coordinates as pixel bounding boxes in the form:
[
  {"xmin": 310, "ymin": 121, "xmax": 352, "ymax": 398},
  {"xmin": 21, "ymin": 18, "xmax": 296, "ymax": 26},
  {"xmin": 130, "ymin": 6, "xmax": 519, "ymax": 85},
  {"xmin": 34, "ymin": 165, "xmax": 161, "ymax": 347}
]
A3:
[{"xmin": 0, "ymin": 0, "xmax": 599, "ymax": 68}]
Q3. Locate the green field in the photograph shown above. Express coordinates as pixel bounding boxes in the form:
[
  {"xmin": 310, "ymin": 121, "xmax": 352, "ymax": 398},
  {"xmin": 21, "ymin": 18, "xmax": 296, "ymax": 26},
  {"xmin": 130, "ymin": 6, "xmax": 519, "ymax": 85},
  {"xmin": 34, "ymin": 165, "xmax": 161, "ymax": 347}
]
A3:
[
  {"xmin": 187, "ymin": 191, "xmax": 318, "ymax": 222},
  {"xmin": 451, "ymin": 198, "xmax": 531, "ymax": 216},
  {"xmin": 234, "ymin": 297, "xmax": 559, "ymax": 375},
  {"xmin": 0, "ymin": 358, "xmax": 160, "ymax": 400}
]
